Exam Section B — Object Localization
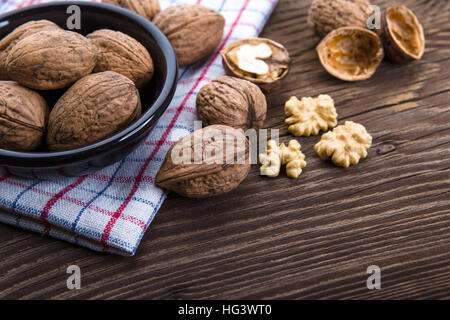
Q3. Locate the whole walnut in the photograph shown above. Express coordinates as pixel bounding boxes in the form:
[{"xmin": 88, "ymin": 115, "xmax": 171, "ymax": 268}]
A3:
[
  {"xmin": 87, "ymin": 29, "xmax": 154, "ymax": 88},
  {"xmin": 47, "ymin": 71, "xmax": 141, "ymax": 151},
  {"xmin": 153, "ymin": 4, "xmax": 225, "ymax": 66},
  {"xmin": 0, "ymin": 81, "xmax": 48, "ymax": 151},
  {"xmin": 155, "ymin": 125, "xmax": 250, "ymax": 198},
  {"xmin": 308, "ymin": 0, "xmax": 371, "ymax": 37},
  {"xmin": 196, "ymin": 76, "xmax": 267, "ymax": 131},
  {"xmin": 103, "ymin": 0, "xmax": 161, "ymax": 20},
  {"xmin": 0, "ymin": 20, "xmax": 60, "ymax": 80},
  {"xmin": 6, "ymin": 29, "xmax": 97, "ymax": 90}
]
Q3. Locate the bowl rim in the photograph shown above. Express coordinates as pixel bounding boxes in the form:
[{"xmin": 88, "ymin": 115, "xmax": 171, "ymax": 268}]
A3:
[{"xmin": 0, "ymin": 1, "xmax": 178, "ymax": 167}]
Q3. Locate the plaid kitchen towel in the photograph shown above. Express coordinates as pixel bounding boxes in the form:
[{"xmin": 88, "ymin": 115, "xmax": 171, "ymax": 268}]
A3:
[{"xmin": 0, "ymin": 0, "xmax": 278, "ymax": 255}]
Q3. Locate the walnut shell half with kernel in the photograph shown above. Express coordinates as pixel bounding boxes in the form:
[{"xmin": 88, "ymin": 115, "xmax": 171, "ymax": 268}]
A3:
[
  {"xmin": 47, "ymin": 71, "xmax": 141, "ymax": 151},
  {"xmin": 377, "ymin": 5, "xmax": 425, "ymax": 63},
  {"xmin": 196, "ymin": 76, "xmax": 267, "ymax": 131},
  {"xmin": 87, "ymin": 29, "xmax": 154, "ymax": 88},
  {"xmin": 221, "ymin": 38, "xmax": 290, "ymax": 92},
  {"xmin": 308, "ymin": 0, "xmax": 372, "ymax": 38},
  {"xmin": 0, "ymin": 81, "xmax": 48, "ymax": 151},
  {"xmin": 153, "ymin": 4, "xmax": 225, "ymax": 66},
  {"xmin": 155, "ymin": 125, "xmax": 250, "ymax": 198},
  {"xmin": 0, "ymin": 20, "xmax": 60, "ymax": 80},
  {"xmin": 103, "ymin": 0, "xmax": 161, "ymax": 20},
  {"xmin": 316, "ymin": 26, "xmax": 384, "ymax": 81}
]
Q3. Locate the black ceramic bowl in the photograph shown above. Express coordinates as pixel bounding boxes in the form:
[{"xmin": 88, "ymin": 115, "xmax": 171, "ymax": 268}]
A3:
[{"xmin": 0, "ymin": 1, "xmax": 177, "ymax": 177}]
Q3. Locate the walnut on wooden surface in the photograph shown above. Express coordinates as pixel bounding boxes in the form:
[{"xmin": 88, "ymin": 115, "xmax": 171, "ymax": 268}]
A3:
[
  {"xmin": 155, "ymin": 125, "xmax": 251, "ymax": 198},
  {"xmin": 0, "ymin": 81, "xmax": 48, "ymax": 151},
  {"xmin": 87, "ymin": 29, "xmax": 154, "ymax": 88},
  {"xmin": 0, "ymin": 20, "xmax": 60, "ymax": 80},
  {"xmin": 308, "ymin": 0, "xmax": 372, "ymax": 37},
  {"xmin": 279, "ymin": 140, "xmax": 307, "ymax": 178},
  {"xmin": 153, "ymin": 4, "xmax": 225, "ymax": 66},
  {"xmin": 196, "ymin": 76, "xmax": 267, "ymax": 131},
  {"xmin": 221, "ymin": 38, "xmax": 290, "ymax": 92},
  {"xmin": 103, "ymin": 0, "xmax": 161, "ymax": 20},
  {"xmin": 47, "ymin": 71, "xmax": 141, "ymax": 151},
  {"xmin": 6, "ymin": 29, "xmax": 97, "ymax": 90},
  {"xmin": 314, "ymin": 121, "xmax": 372, "ymax": 168},
  {"xmin": 377, "ymin": 5, "xmax": 425, "ymax": 63},
  {"xmin": 316, "ymin": 27, "xmax": 384, "ymax": 81},
  {"xmin": 284, "ymin": 94, "xmax": 337, "ymax": 136},
  {"xmin": 259, "ymin": 139, "xmax": 306, "ymax": 179}
]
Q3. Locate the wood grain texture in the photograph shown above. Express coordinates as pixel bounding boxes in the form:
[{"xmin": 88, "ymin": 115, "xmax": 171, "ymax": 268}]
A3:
[{"xmin": 0, "ymin": 0, "xmax": 449, "ymax": 299}]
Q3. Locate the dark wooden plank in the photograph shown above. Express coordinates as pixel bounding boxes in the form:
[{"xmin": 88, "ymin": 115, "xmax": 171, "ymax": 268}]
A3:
[{"xmin": 0, "ymin": 0, "xmax": 449, "ymax": 299}]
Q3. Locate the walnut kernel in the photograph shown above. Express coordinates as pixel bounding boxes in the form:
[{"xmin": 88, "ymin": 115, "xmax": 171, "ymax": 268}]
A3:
[
  {"xmin": 259, "ymin": 140, "xmax": 306, "ymax": 179},
  {"xmin": 314, "ymin": 121, "xmax": 372, "ymax": 168},
  {"xmin": 285, "ymin": 94, "xmax": 337, "ymax": 136}
]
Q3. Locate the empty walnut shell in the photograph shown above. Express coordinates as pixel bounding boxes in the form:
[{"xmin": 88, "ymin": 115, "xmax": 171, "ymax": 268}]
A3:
[
  {"xmin": 308, "ymin": 0, "xmax": 371, "ymax": 37},
  {"xmin": 0, "ymin": 20, "xmax": 60, "ymax": 80},
  {"xmin": 196, "ymin": 76, "xmax": 267, "ymax": 131},
  {"xmin": 316, "ymin": 27, "xmax": 384, "ymax": 81},
  {"xmin": 6, "ymin": 29, "xmax": 97, "ymax": 90},
  {"xmin": 221, "ymin": 38, "xmax": 290, "ymax": 92},
  {"xmin": 103, "ymin": 0, "xmax": 161, "ymax": 20},
  {"xmin": 0, "ymin": 81, "xmax": 48, "ymax": 151},
  {"xmin": 155, "ymin": 125, "xmax": 250, "ymax": 198},
  {"xmin": 47, "ymin": 71, "xmax": 141, "ymax": 151},
  {"xmin": 378, "ymin": 5, "xmax": 425, "ymax": 63},
  {"xmin": 153, "ymin": 4, "xmax": 225, "ymax": 66},
  {"xmin": 87, "ymin": 29, "xmax": 154, "ymax": 88}
]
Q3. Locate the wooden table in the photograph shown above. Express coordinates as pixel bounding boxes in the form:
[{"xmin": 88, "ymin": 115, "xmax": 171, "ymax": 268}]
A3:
[{"xmin": 0, "ymin": 0, "xmax": 449, "ymax": 299}]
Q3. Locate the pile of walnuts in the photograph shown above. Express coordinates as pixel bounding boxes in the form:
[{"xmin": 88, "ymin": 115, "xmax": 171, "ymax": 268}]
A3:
[
  {"xmin": 0, "ymin": 20, "xmax": 154, "ymax": 152},
  {"xmin": 0, "ymin": 2, "xmax": 230, "ymax": 152}
]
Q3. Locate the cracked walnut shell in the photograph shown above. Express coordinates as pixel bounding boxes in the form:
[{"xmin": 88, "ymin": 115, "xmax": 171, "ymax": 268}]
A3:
[
  {"xmin": 47, "ymin": 71, "xmax": 141, "ymax": 151},
  {"xmin": 155, "ymin": 125, "xmax": 250, "ymax": 198},
  {"xmin": 6, "ymin": 29, "xmax": 97, "ymax": 90},
  {"xmin": 314, "ymin": 121, "xmax": 372, "ymax": 168},
  {"xmin": 221, "ymin": 38, "xmax": 290, "ymax": 92},
  {"xmin": 196, "ymin": 76, "xmax": 267, "ymax": 131},
  {"xmin": 308, "ymin": 0, "xmax": 371, "ymax": 37},
  {"xmin": 0, "ymin": 20, "xmax": 60, "ymax": 80},
  {"xmin": 103, "ymin": 0, "xmax": 161, "ymax": 20},
  {"xmin": 378, "ymin": 5, "xmax": 425, "ymax": 63},
  {"xmin": 0, "ymin": 81, "xmax": 48, "ymax": 151},
  {"xmin": 285, "ymin": 94, "xmax": 337, "ymax": 136},
  {"xmin": 317, "ymin": 27, "xmax": 383, "ymax": 81},
  {"xmin": 153, "ymin": 4, "xmax": 225, "ymax": 66},
  {"xmin": 87, "ymin": 29, "xmax": 154, "ymax": 89}
]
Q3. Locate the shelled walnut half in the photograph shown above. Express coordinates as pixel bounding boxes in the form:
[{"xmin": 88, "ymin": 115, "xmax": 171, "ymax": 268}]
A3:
[
  {"xmin": 315, "ymin": 121, "xmax": 372, "ymax": 168},
  {"xmin": 259, "ymin": 140, "xmax": 306, "ymax": 179},
  {"xmin": 221, "ymin": 38, "xmax": 290, "ymax": 92},
  {"xmin": 316, "ymin": 27, "xmax": 384, "ymax": 81},
  {"xmin": 285, "ymin": 94, "xmax": 337, "ymax": 136},
  {"xmin": 378, "ymin": 5, "xmax": 425, "ymax": 63}
]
